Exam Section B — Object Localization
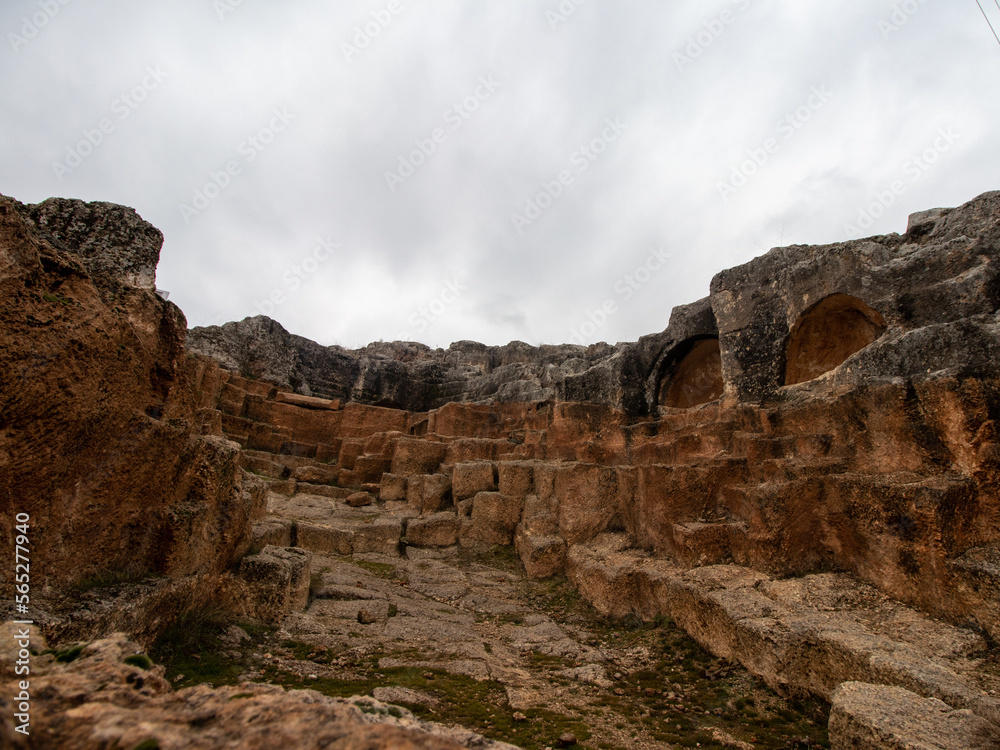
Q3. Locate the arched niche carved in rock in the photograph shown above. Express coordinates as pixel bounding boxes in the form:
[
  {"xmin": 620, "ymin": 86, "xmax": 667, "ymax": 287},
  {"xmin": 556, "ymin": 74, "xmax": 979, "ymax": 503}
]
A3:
[
  {"xmin": 658, "ymin": 337, "xmax": 724, "ymax": 409},
  {"xmin": 784, "ymin": 294, "xmax": 886, "ymax": 385}
]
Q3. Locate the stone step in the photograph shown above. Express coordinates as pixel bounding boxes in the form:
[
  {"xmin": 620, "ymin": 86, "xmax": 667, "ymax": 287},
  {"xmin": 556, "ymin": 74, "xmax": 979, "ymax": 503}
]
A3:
[
  {"xmin": 830, "ymin": 681, "xmax": 998, "ymax": 750},
  {"xmin": 566, "ymin": 534, "xmax": 1000, "ymax": 730}
]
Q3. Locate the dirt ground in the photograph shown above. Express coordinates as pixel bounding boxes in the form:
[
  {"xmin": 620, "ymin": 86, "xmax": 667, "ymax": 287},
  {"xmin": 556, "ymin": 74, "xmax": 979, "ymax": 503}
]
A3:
[{"xmin": 153, "ymin": 544, "xmax": 830, "ymax": 750}]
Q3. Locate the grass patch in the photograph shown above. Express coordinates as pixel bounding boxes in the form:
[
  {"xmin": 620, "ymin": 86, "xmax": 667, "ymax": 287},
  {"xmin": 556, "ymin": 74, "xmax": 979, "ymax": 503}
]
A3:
[
  {"xmin": 261, "ymin": 661, "xmax": 589, "ymax": 750},
  {"xmin": 52, "ymin": 644, "xmax": 85, "ymax": 663},
  {"xmin": 348, "ymin": 559, "xmax": 400, "ymax": 580},
  {"xmin": 149, "ymin": 604, "xmax": 260, "ymax": 689},
  {"xmin": 70, "ymin": 566, "xmax": 158, "ymax": 594},
  {"xmin": 468, "ymin": 545, "xmax": 522, "ymax": 573},
  {"xmin": 124, "ymin": 654, "xmax": 153, "ymax": 670}
]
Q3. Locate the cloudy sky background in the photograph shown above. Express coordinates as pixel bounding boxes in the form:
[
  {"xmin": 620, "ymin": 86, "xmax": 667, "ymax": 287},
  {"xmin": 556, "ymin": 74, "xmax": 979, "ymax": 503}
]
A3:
[{"xmin": 3, "ymin": 0, "xmax": 999, "ymax": 349}]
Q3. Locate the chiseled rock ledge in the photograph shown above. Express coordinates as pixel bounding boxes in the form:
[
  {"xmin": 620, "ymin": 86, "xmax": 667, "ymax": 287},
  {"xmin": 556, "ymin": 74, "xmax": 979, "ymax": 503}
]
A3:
[
  {"xmin": 565, "ymin": 533, "xmax": 1000, "ymax": 748},
  {"xmin": 829, "ymin": 682, "xmax": 999, "ymax": 750},
  {"xmin": 0, "ymin": 627, "xmax": 517, "ymax": 750}
]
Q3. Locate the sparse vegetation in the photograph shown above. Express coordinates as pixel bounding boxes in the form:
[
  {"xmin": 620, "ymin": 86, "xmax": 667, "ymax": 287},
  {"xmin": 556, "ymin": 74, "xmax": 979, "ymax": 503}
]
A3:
[{"xmin": 124, "ymin": 653, "xmax": 153, "ymax": 670}]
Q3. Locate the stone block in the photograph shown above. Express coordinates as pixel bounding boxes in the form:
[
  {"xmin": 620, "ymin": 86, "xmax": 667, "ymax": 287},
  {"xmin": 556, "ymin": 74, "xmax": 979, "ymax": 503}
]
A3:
[
  {"xmin": 275, "ymin": 391, "xmax": 340, "ymax": 410},
  {"xmin": 354, "ymin": 517, "xmax": 403, "ymax": 555},
  {"xmin": 237, "ymin": 545, "xmax": 312, "ymax": 621},
  {"xmin": 391, "ymin": 438, "xmax": 447, "ymax": 475},
  {"xmin": 499, "ymin": 461, "xmax": 535, "ymax": 497},
  {"xmin": 295, "ymin": 522, "xmax": 354, "ymax": 556},
  {"xmin": 521, "ymin": 494, "xmax": 559, "ymax": 536},
  {"xmin": 406, "ymin": 475, "xmax": 426, "ymax": 512},
  {"xmin": 422, "ymin": 473, "xmax": 453, "ymax": 514},
  {"xmin": 407, "ymin": 512, "xmax": 460, "ymax": 547},
  {"xmin": 353, "ymin": 455, "xmax": 392, "ymax": 485},
  {"xmin": 830, "ymin": 682, "xmax": 995, "ymax": 750},
  {"xmin": 251, "ymin": 518, "xmax": 292, "ymax": 549},
  {"xmin": 556, "ymin": 463, "xmax": 634, "ymax": 545},
  {"xmin": 514, "ymin": 526, "xmax": 567, "ymax": 579},
  {"xmin": 338, "ymin": 439, "xmax": 366, "ymax": 470},
  {"xmin": 468, "ymin": 491, "xmax": 524, "ymax": 545},
  {"xmin": 291, "ymin": 464, "xmax": 339, "ymax": 485},
  {"xmin": 242, "ymin": 453, "xmax": 287, "ymax": 479},
  {"xmin": 218, "ymin": 383, "xmax": 247, "ymax": 417},
  {"xmin": 453, "ymin": 461, "xmax": 497, "ymax": 500},
  {"xmin": 380, "ymin": 473, "xmax": 408, "ymax": 502}
]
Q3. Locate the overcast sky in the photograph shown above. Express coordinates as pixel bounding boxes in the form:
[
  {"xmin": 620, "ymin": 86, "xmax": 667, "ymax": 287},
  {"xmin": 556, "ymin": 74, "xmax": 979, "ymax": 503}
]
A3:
[{"xmin": 3, "ymin": 1, "xmax": 999, "ymax": 349}]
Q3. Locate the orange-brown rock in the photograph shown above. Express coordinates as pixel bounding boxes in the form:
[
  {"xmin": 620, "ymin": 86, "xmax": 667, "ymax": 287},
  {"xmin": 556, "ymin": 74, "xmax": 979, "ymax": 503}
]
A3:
[
  {"xmin": 0, "ymin": 633, "xmax": 495, "ymax": 750},
  {"xmin": 0, "ymin": 196, "xmax": 263, "ymax": 635}
]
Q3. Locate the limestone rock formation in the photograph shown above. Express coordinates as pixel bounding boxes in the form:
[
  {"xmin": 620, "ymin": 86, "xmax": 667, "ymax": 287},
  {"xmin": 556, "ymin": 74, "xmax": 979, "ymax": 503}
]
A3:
[
  {"xmin": 0, "ymin": 630, "xmax": 511, "ymax": 750},
  {"xmin": 182, "ymin": 190, "xmax": 1000, "ymax": 749},
  {"xmin": 6, "ymin": 188, "xmax": 1000, "ymax": 750},
  {"xmin": 0, "ymin": 193, "xmax": 264, "ymax": 644}
]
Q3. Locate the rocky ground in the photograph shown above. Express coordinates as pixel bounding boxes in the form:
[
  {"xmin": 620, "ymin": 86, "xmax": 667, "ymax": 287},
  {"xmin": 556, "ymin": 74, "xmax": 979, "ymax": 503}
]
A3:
[{"xmin": 149, "ymin": 490, "xmax": 832, "ymax": 750}]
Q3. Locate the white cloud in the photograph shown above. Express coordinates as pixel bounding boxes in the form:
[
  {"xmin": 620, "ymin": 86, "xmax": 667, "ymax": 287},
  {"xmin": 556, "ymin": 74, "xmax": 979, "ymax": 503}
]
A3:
[{"xmin": 2, "ymin": 0, "xmax": 998, "ymax": 348}]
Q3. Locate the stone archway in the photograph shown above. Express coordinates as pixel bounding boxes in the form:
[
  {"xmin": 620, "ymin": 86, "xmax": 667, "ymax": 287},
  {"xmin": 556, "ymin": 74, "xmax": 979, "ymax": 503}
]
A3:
[
  {"xmin": 784, "ymin": 294, "xmax": 886, "ymax": 385},
  {"xmin": 658, "ymin": 337, "xmax": 724, "ymax": 409}
]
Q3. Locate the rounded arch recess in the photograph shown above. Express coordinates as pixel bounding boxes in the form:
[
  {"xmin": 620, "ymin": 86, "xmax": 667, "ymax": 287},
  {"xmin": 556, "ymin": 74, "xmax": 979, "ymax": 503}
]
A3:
[
  {"xmin": 658, "ymin": 337, "xmax": 724, "ymax": 409},
  {"xmin": 784, "ymin": 294, "xmax": 886, "ymax": 385}
]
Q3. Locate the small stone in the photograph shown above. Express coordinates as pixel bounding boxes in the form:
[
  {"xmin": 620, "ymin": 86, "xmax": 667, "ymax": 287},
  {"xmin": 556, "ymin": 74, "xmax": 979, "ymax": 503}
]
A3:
[
  {"xmin": 357, "ymin": 609, "xmax": 377, "ymax": 624},
  {"xmin": 308, "ymin": 674, "xmax": 318, "ymax": 680},
  {"xmin": 347, "ymin": 492, "xmax": 372, "ymax": 507},
  {"xmin": 423, "ymin": 671, "xmax": 434, "ymax": 680},
  {"xmin": 557, "ymin": 733, "xmax": 577, "ymax": 747},
  {"xmin": 614, "ymin": 687, "xmax": 626, "ymax": 696},
  {"xmin": 513, "ymin": 711, "xmax": 527, "ymax": 722},
  {"xmin": 614, "ymin": 672, "xmax": 622, "ymax": 680}
]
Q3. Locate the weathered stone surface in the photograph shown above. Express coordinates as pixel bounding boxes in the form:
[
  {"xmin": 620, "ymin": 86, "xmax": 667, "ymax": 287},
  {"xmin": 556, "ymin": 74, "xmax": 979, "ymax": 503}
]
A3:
[
  {"xmin": 0, "ymin": 194, "xmax": 263, "ymax": 638},
  {"xmin": 421, "ymin": 473, "xmax": 453, "ymax": 514},
  {"xmin": 346, "ymin": 491, "xmax": 373, "ymax": 507},
  {"xmin": 292, "ymin": 463, "xmax": 340, "ymax": 484},
  {"xmin": 296, "ymin": 522, "xmax": 354, "ymax": 556},
  {"xmin": 0, "ymin": 634, "xmax": 489, "ymax": 750},
  {"xmin": 295, "ymin": 483, "xmax": 353, "ymax": 500},
  {"xmin": 276, "ymin": 391, "xmax": 340, "ymax": 410},
  {"xmin": 18, "ymin": 196, "xmax": 163, "ymax": 291},
  {"xmin": 252, "ymin": 518, "xmax": 293, "ymax": 548},
  {"xmin": 392, "ymin": 438, "xmax": 447, "ymax": 475},
  {"xmin": 467, "ymin": 492, "xmax": 524, "ymax": 546},
  {"xmin": 452, "ymin": 461, "xmax": 496, "ymax": 499},
  {"xmin": 555, "ymin": 464, "xmax": 634, "ymax": 544},
  {"xmin": 498, "ymin": 461, "xmax": 535, "ymax": 497},
  {"xmin": 829, "ymin": 682, "xmax": 999, "ymax": 750},
  {"xmin": 567, "ymin": 536, "xmax": 1000, "ymax": 727},
  {"xmin": 514, "ymin": 526, "xmax": 567, "ymax": 579},
  {"xmin": 234, "ymin": 545, "xmax": 312, "ymax": 621},
  {"xmin": 380, "ymin": 473, "xmax": 408, "ymax": 502},
  {"xmin": 407, "ymin": 512, "xmax": 461, "ymax": 548}
]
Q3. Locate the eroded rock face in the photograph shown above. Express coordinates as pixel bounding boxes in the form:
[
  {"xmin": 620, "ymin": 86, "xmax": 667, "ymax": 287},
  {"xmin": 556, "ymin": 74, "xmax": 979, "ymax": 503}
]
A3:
[
  {"xmin": 7, "ymin": 188, "xmax": 1000, "ymax": 749},
  {"xmin": 0, "ymin": 633, "xmax": 496, "ymax": 750},
  {"xmin": 0, "ymin": 193, "xmax": 263, "ymax": 640},
  {"xmin": 188, "ymin": 192, "xmax": 1000, "ymax": 418},
  {"xmin": 17, "ymin": 197, "xmax": 163, "ymax": 292}
]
